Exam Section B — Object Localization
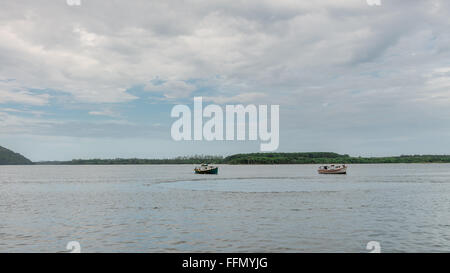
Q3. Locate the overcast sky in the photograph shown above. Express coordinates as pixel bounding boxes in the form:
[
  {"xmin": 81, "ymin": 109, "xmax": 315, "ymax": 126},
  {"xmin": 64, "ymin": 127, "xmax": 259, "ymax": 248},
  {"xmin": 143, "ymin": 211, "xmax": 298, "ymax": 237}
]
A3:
[{"xmin": 1, "ymin": 0, "xmax": 450, "ymax": 161}]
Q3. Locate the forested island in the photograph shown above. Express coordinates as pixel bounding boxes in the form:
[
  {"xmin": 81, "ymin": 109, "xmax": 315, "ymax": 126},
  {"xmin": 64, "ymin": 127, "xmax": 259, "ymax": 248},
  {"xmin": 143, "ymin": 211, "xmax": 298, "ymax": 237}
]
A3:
[{"xmin": 35, "ymin": 152, "xmax": 450, "ymax": 165}]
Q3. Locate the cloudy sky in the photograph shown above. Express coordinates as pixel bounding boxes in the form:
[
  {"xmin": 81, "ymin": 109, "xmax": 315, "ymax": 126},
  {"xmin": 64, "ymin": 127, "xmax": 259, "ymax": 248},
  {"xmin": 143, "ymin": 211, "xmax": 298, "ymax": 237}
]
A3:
[{"xmin": 1, "ymin": 0, "xmax": 450, "ymax": 161}]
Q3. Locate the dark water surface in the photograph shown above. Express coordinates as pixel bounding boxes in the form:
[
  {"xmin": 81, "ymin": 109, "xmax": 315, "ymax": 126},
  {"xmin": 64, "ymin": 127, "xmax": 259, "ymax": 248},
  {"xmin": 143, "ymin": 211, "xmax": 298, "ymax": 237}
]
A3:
[{"xmin": 1, "ymin": 164, "xmax": 450, "ymax": 252}]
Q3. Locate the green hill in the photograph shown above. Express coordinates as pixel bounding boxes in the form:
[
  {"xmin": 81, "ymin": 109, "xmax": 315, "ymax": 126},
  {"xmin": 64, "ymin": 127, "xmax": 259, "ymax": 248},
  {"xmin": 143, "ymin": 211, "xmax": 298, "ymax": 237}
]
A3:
[{"xmin": 0, "ymin": 146, "xmax": 33, "ymax": 165}]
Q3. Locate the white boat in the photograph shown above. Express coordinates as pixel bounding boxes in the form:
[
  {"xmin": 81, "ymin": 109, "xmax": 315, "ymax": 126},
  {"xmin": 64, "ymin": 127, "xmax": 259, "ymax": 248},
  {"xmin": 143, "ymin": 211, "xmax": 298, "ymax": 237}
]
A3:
[{"xmin": 318, "ymin": 164, "xmax": 347, "ymax": 174}]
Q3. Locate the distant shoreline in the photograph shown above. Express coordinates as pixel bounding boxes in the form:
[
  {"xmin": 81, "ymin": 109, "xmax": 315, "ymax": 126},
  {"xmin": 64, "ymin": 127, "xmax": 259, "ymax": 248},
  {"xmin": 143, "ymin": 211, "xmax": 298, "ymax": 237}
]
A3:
[
  {"xmin": 23, "ymin": 162, "xmax": 450, "ymax": 166},
  {"xmin": 31, "ymin": 153, "xmax": 450, "ymax": 165},
  {"xmin": 4, "ymin": 149, "xmax": 450, "ymax": 165}
]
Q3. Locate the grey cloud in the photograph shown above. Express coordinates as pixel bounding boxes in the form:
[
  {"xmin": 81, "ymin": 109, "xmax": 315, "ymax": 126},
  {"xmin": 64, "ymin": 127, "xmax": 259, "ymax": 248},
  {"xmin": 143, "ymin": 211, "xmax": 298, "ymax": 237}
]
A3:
[{"xmin": 2, "ymin": 1, "xmax": 450, "ymax": 157}]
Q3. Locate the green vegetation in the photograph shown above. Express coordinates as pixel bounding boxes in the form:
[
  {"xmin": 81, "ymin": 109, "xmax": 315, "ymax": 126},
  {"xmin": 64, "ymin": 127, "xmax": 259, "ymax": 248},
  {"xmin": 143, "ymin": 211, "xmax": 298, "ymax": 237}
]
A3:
[
  {"xmin": 0, "ymin": 146, "xmax": 33, "ymax": 165},
  {"xmin": 34, "ymin": 152, "xmax": 450, "ymax": 165},
  {"xmin": 224, "ymin": 152, "xmax": 349, "ymax": 164},
  {"xmin": 223, "ymin": 153, "xmax": 450, "ymax": 164},
  {"xmin": 37, "ymin": 155, "xmax": 225, "ymax": 165}
]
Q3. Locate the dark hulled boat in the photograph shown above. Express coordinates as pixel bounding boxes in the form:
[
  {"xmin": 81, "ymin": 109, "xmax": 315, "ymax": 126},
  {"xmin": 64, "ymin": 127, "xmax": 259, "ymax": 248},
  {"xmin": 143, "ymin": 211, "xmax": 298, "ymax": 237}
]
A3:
[{"xmin": 194, "ymin": 163, "xmax": 218, "ymax": 174}]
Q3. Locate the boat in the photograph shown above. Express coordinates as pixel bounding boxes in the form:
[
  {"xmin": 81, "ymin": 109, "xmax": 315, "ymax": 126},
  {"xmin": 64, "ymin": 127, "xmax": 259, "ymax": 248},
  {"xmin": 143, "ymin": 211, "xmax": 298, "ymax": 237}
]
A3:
[
  {"xmin": 318, "ymin": 164, "xmax": 347, "ymax": 174},
  {"xmin": 194, "ymin": 163, "xmax": 218, "ymax": 174}
]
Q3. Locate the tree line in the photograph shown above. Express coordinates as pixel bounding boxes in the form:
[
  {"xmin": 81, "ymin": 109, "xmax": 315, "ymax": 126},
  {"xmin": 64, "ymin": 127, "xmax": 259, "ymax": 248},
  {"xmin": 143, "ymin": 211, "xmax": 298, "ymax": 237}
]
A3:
[{"xmin": 34, "ymin": 153, "xmax": 450, "ymax": 165}]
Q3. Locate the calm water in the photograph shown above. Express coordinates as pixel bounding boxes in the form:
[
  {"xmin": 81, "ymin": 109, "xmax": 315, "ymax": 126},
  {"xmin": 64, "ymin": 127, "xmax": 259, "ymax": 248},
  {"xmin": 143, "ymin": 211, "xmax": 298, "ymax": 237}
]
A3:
[{"xmin": 1, "ymin": 164, "xmax": 450, "ymax": 253}]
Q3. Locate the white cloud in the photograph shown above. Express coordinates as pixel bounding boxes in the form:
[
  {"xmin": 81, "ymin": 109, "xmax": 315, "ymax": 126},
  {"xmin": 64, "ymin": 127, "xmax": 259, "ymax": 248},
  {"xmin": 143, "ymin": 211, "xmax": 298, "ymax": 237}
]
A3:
[
  {"xmin": 203, "ymin": 92, "xmax": 267, "ymax": 104},
  {"xmin": 88, "ymin": 109, "xmax": 119, "ymax": 117},
  {"xmin": 0, "ymin": 81, "xmax": 50, "ymax": 105},
  {"xmin": 423, "ymin": 67, "xmax": 450, "ymax": 103},
  {"xmin": 144, "ymin": 79, "xmax": 196, "ymax": 99},
  {"xmin": 0, "ymin": 89, "xmax": 49, "ymax": 105},
  {"xmin": 0, "ymin": 111, "xmax": 59, "ymax": 134},
  {"xmin": 0, "ymin": 107, "xmax": 45, "ymax": 117}
]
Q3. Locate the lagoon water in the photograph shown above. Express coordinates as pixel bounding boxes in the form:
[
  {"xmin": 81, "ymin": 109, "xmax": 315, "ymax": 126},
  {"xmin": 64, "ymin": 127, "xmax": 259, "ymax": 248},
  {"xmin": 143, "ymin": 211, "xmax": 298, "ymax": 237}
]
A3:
[{"xmin": 1, "ymin": 164, "xmax": 450, "ymax": 252}]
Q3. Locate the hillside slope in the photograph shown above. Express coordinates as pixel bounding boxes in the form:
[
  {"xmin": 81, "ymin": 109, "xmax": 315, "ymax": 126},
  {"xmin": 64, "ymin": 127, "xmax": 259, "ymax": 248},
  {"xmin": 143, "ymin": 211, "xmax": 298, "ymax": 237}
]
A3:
[{"xmin": 0, "ymin": 146, "xmax": 33, "ymax": 165}]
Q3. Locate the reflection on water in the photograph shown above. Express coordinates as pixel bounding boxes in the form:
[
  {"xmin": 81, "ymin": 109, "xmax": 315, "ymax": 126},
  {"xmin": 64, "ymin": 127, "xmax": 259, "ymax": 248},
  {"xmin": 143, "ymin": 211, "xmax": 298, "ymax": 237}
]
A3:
[{"xmin": 1, "ymin": 164, "xmax": 450, "ymax": 252}]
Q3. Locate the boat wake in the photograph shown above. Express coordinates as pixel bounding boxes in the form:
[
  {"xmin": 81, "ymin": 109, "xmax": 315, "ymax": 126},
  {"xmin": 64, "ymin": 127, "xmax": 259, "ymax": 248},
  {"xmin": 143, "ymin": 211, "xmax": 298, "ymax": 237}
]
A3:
[
  {"xmin": 152, "ymin": 177, "xmax": 357, "ymax": 193},
  {"xmin": 145, "ymin": 175, "xmax": 315, "ymax": 186}
]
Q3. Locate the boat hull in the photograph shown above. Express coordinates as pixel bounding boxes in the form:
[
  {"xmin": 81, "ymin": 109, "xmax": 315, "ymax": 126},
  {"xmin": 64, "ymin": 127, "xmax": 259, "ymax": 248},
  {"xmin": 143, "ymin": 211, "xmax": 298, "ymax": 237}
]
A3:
[
  {"xmin": 318, "ymin": 167, "xmax": 347, "ymax": 174},
  {"xmin": 194, "ymin": 167, "xmax": 218, "ymax": 174}
]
